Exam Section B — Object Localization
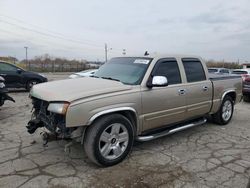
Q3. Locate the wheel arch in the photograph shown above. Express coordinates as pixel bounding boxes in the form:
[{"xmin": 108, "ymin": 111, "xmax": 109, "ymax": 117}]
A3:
[
  {"xmin": 221, "ymin": 90, "xmax": 236, "ymax": 103},
  {"xmin": 86, "ymin": 107, "xmax": 138, "ymax": 135}
]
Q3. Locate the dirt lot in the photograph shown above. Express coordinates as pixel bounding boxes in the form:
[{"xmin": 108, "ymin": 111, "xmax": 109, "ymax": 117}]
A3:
[{"xmin": 0, "ymin": 73, "xmax": 250, "ymax": 188}]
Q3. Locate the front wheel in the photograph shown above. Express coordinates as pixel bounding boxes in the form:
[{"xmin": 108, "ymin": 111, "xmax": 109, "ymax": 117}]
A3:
[
  {"xmin": 212, "ymin": 96, "xmax": 234, "ymax": 125},
  {"xmin": 84, "ymin": 114, "xmax": 134, "ymax": 167}
]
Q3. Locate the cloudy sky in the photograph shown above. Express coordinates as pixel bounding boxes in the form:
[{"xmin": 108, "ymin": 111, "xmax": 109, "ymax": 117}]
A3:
[{"xmin": 0, "ymin": 0, "xmax": 250, "ymax": 62}]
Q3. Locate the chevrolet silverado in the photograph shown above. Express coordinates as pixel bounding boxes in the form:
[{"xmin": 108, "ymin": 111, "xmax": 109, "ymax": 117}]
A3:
[{"xmin": 27, "ymin": 55, "xmax": 242, "ymax": 166}]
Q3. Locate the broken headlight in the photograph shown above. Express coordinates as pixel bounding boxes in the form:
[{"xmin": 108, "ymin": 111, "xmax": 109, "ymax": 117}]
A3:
[{"xmin": 47, "ymin": 102, "xmax": 70, "ymax": 115}]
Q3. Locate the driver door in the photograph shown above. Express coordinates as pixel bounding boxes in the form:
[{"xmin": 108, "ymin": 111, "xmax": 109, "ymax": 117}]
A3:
[{"xmin": 141, "ymin": 58, "xmax": 187, "ymax": 131}]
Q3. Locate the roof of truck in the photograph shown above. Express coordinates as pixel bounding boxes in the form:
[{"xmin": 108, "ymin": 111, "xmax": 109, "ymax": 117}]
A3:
[
  {"xmin": 116, "ymin": 54, "xmax": 203, "ymax": 60},
  {"xmin": 125, "ymin": 54, "xmax": 201, "ymax": 58}
]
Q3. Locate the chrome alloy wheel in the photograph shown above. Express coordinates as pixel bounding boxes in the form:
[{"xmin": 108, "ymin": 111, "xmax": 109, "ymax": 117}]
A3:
[
  {"xmin": 222, "ymin": 100, "xmax": 233, "ymax": 121},
  {"xmin": 99, "ymin": 123, "xmax": 129, "ymax": 160}
]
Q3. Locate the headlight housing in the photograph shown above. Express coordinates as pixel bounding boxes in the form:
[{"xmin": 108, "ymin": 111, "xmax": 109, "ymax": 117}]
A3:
[{"xmin": 47, "ymin": 102, "xmax": 70, "ymax": 115}]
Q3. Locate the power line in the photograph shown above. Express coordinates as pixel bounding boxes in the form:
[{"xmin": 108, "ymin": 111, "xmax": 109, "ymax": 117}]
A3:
[
  {"xmin": 0, "ymin": 14, "xmax": 127, "ymax": 52},
  {"xmin": 0, "ymin": 28, "xmax": 123, "ymax": 61},
  {"xmin": 0, "ymin": 14, "xmax": 103, "ymax": 46},
  {"xmin": 0, "ymin": 19, "xmax": 105, "ymax": 49},
  {"xmin": 0, "ymin": 28, "xmax": 103, "ymax": 52}
]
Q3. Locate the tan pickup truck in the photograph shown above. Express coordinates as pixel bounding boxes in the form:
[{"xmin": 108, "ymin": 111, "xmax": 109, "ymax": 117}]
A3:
[{"xmin": 27, "ymin": 55, "xmax": 242, "ymax": 166}]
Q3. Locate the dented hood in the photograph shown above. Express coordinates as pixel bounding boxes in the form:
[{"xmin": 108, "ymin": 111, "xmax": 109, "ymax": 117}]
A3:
[{"xmin": 30, "ymin": 77, "xmax": 132, "ymax": 102}]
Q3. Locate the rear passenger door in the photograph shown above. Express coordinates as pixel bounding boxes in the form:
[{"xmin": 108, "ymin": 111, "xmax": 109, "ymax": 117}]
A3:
[
  {"xmin": 142, "ymin": 58, "xmax": 187, "ymax": 131},
  {"xmin": 181, "ymin": 58, "xmax": 213, "ymax": 118}
]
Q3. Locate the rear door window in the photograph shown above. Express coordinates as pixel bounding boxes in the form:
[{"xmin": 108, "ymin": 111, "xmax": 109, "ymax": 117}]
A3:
[{"xmin": 182, "ymin": 58, "xmax": 206, "ymax": 82}]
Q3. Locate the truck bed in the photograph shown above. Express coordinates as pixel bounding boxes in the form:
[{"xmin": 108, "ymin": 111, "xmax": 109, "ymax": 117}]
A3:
[
  {"xmin": 209, "ymin": 73, "xmax": 241, "ymax": 81},
  {"xmin": 209, "ymin": 73, "xmax": 242, "ymax": 114}
]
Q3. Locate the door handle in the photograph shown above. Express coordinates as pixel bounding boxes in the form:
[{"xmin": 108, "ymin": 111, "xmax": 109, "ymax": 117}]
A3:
[
  {"xmin": 178, "ymin": 89, "xmax": 186, "ymax": 95},
  {"xmin": 202, "ymin": 86, "xmax": 208, "ymax": 91}
]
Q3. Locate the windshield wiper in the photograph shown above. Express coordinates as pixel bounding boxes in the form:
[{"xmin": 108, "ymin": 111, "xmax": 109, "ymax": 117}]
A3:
[{"xmin": 101, "ymin": 77, "xmax": 121, "ymax": 82}]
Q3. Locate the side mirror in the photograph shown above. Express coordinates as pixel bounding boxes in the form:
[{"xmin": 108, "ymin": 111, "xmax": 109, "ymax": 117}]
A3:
[
  {"xmin": 16, "ymin": 69, "xmax": 22, "ymax": 74},
  {"xmin": 147, "ymin": 76, "xmax": 168, "ymax": 88}
]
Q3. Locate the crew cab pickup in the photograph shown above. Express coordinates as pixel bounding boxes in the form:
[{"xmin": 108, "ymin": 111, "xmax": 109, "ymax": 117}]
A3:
[{"xmin": 27, "ymin": 55, "xmax": 242, "ymax": 166}]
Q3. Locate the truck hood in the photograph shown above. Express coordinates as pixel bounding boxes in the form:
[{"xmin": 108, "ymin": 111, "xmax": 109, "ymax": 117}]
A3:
[{"xmin": 30, "ymin": 77, "xmax": 132, "ymax": 102}]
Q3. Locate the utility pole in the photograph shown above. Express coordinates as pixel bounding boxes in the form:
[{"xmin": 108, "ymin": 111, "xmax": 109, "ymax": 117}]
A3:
[
  {"xmin": 105, "ymin": 43, "xmax": 108, "ymax": 63},
  {"xmin": 24, "ymin": 46, "xmax": 29, "ymax": 70}
]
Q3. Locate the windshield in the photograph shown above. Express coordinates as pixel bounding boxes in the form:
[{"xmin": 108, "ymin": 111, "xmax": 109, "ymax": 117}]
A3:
[{"xmin": 95, "ymin": 57, "xmax": 152, "ymax": 85}]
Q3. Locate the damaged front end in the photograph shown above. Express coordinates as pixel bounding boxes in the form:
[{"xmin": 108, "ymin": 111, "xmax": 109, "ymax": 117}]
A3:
[{"xmin": 27, "ymin": 97, "xmax": 83, "ymax": 144}]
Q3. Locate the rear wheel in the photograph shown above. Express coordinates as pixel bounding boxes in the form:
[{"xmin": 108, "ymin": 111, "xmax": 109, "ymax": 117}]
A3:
[
  {"xmin": 212, "ymin": 96, "xmax": 234, "ymax": 125},
  {"xmin": 26, "ymin": 80, "xmax": 39, "ymax": 91},
  {"xmin": 84, "ymin": 114, "xmax": 134, "ymax": 167}
]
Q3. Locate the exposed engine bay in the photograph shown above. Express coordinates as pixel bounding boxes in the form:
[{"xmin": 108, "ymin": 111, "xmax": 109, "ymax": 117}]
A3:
[{"xmin": 26, "ymin": 97, "xmax": 82, "ymax": 145}]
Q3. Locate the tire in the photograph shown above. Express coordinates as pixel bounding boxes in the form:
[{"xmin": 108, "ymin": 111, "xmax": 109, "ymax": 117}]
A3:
[
  {"xmin": 84, "ymin": 114, "xmax": 134, "ymax": 167},
  {"xmin": 212, "ymin": 95, "xmax": 234, "ymax": 125},
  {"xmin": 26, "ymin": 80, "xmax": 39, "ymax": 91},
  {"xmin": 243, "ymin": 95, "xmax": 250, "ymax": 102}
]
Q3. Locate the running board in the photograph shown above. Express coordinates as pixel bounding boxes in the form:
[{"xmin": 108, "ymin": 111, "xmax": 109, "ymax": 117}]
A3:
[{"xmin": 136, "ymin": 118, "xmax": 207, "ymax": 142}]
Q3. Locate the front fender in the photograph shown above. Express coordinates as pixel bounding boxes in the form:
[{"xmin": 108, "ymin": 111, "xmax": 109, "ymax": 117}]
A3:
[{"xmin": 66, "ymin": 103, "xmax": 139, "ymax": 128}]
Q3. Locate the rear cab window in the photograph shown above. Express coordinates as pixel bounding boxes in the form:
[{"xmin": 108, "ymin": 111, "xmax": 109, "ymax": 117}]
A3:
[{"xmin": 182, "ymin": 58, "xmax": 206, "ymax": 82}]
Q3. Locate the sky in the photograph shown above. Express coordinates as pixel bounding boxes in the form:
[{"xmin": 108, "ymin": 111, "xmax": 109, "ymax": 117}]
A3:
[{"xmin": 0, "ymin": 0, "xmax": 250, "ymax": 62}]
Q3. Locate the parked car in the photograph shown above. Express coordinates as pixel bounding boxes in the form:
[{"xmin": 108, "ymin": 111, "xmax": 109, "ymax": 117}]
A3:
[
  {"xmin": 27, "ymin": 55, "xmax": 242, "ymax": 167},
  {"xmin": 208, "ymin": 68, "xmax": 231, "ymax": 74},
  {"xmin": 69, "ymin": 69, "xmax": 98, "ymax": 79},
  {"xmin": 0, "ymin": 61, "xmax": 48, "ymax": 91},
  {"xmin": 0, "ymin": 76, "xmax": 15, "ymax": 106},
  {"xmin": 231, "ymin": 69, "xmax": 250, "ymax": 102}
]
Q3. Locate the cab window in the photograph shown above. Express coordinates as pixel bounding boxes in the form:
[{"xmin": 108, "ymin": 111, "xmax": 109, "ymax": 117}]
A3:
[
  {"xmin": 182, "ymin": 58, "xmax": 206, "ymax": 82},
  {"xmin": 152, "ymin": 58, "xmax": 181, "ymax": 85}
]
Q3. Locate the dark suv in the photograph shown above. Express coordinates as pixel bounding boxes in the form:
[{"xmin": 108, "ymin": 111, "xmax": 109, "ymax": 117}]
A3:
[{"xmin": 0, "ymin": 61, "xmax": 47, "ymax": 90}]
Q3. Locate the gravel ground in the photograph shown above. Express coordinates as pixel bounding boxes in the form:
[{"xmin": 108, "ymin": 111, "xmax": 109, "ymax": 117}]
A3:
[{"xmin": 0, "ymin": 73, "xmax": 250, "ymax": 188}]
